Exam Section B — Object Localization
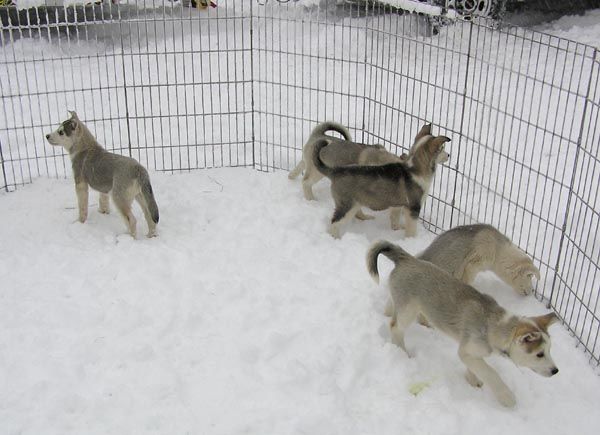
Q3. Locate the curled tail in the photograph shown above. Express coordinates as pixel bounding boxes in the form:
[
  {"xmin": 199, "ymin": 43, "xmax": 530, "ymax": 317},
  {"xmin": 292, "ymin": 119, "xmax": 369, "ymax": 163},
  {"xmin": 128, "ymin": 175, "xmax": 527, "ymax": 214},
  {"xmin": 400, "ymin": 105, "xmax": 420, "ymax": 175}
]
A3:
[
  {"xmin": 140, "ymin": 171, "xmax": 159, "ymax": 224},
  {"xmin": 367, "ymin": 240, "xmax": 412, "ymax": 283},
  {"xmin": 311, "ymin": 121, "xmax": 352, "ymax": 142},
  {"xmin": 312, "ymin": 138, "xmax": 335, "ymax": 178}
]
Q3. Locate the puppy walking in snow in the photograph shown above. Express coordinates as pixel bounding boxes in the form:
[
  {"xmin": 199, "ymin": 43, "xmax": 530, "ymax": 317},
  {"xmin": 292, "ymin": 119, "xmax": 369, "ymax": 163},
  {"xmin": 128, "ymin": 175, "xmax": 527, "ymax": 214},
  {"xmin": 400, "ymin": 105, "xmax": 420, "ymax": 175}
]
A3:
[
  {"xmin": 289, "ymin": 121, "xmax": 404, "ymax": 202},
  {"xmin": 312, "ymin": 130, "xmax": 450, "ymax": 238},
  {"xmin": 46, "ymin": 111, "xmax": 159, "ymax": 238},
  {"xmin": 383, "ymin": 223, "xmax": 541, "ymax": 318},
  {"xmin": 368, "ymin": 240, "xmax": 559, "ymax": 408}
]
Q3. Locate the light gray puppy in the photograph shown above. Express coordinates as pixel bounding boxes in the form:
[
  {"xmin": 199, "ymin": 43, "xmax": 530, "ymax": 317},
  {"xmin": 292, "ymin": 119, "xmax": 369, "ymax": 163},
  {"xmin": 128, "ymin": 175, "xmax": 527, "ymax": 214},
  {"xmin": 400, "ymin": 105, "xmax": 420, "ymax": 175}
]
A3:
[
  {"xmin": 46, "ymin": 111, "xmax": 159, "ymax": 238},
  {"xmin": 368, "ymin": 240, "xmax": 559, "ymax": 408},
  {"xmin": 289, "ymin": 121, "xmax": 404, "ymax": 202}
]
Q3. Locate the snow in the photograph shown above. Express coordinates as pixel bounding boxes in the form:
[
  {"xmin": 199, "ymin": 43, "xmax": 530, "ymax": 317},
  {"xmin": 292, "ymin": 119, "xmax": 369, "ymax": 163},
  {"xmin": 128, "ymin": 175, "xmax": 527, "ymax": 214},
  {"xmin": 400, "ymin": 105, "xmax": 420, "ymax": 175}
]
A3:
[
  {"xmin": 1, "ymin": 169, "xmax": 600, "ymax": 434},
  {"xmin": 534, "ymin": 8, "xmax": 600, "ymax": 48}
]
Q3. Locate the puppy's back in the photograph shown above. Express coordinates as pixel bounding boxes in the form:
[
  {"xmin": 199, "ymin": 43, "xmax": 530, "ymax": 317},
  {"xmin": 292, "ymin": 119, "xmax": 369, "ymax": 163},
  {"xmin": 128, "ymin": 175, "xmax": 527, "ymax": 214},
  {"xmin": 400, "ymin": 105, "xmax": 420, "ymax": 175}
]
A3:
[
  {"xmin": 419, "ymin": 224, "xmax": 506, "ymax": 271},
  {"xmin": 389, "ymin": 255, "xmax": 502, "ymax": 333}
]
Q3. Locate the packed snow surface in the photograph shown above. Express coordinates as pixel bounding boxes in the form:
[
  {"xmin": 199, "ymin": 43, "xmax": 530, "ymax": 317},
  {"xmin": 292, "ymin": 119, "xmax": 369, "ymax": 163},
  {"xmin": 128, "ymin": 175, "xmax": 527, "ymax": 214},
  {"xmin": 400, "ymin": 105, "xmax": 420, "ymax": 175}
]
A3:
[{"xmin": 1, "ymin": 169, "xmax": 599, "ymax": 434}]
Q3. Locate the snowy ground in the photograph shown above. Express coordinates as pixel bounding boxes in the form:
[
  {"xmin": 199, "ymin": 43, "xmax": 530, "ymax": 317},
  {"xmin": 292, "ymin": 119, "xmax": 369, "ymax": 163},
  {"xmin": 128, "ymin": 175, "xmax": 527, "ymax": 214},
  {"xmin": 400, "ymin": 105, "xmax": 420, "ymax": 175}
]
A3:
[
  {"xmin": 1, "ymin": 169, "xmax": 600, "ymax": 435},
  {"xmin": 534, "ymin": 8, "xmax": 600, "ymax": 48}
]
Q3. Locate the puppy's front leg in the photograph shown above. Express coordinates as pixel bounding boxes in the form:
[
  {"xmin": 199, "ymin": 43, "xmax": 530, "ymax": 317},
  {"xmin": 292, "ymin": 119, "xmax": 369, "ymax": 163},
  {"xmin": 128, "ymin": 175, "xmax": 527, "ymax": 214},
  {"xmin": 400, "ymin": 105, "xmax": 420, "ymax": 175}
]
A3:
[
  {"xmin": 99, "ymin": 192, "xmax": 110, "ymax": 214},
  {"xmin": 458, "ymin": 347, "xmax": 516, "ymax": 407},
  {"xmin": 402, "ymin": 207, "xmax": 419, "ymax": 237},
  {"xmin": 390, "ymin": 207, "xmax": 403, "ymax": 230},
  {"xmin": 75, "ymin": 181, "xmax": 89, "ymax": 223}
]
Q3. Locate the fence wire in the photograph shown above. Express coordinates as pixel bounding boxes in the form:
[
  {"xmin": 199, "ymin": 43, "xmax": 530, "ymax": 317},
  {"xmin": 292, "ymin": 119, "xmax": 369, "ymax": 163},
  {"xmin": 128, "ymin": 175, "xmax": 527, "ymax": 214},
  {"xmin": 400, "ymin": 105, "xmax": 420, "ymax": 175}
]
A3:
[{"xmin": 1, "ymin": 1, "xmax": 599, "ymax": 366}]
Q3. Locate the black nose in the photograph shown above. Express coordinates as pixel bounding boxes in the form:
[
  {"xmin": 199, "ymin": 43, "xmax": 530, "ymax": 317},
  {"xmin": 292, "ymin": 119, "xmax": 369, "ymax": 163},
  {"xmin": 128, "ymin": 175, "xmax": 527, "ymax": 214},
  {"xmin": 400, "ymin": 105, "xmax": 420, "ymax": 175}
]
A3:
[
  {"xmin": 46, "ymin": 134, "xmax": 50, "ymax": 139},
  {"xmin": 551, "ymin": 367, "xmax": 559, "ymax": 375}
]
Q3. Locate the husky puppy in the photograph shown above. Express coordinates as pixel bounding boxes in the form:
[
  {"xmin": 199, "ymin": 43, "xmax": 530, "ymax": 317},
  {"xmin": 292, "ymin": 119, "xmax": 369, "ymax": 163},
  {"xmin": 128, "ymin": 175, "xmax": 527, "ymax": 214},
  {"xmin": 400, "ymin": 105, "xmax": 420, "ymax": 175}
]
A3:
[
  {"xmin": 312, "ymin": 132, "xmax": 450, "ymax": 239},
  {"xmin": 46, "ymin": 111, "xmax": 159, "ymax": 238},
  {"xmin": 288, "ymin": 121, "xmax": 404, "ymax": 202},
  {"xmin": 420, "ymin": 224, "xmax": 541, "ymax": 295},
  {"xmin": 367, "ymin": 241, "xmax": 559, "ymax": 408}
]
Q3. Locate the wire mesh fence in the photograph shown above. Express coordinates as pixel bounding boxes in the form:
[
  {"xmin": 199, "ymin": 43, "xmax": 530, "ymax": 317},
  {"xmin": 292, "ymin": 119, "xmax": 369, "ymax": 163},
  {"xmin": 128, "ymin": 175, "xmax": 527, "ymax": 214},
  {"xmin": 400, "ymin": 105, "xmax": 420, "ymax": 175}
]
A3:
[{"xmin": 1, "ymin": 1, "xmax": 599, "ymax": 366}]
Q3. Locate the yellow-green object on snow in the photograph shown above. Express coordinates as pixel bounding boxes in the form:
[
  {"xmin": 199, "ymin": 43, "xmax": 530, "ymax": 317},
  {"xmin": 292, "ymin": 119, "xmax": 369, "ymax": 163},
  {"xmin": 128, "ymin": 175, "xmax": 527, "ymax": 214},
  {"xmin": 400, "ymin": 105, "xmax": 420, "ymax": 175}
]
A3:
[{"xmin": 409, "ymin": 380, "xmax": 431, "ymax": 396}]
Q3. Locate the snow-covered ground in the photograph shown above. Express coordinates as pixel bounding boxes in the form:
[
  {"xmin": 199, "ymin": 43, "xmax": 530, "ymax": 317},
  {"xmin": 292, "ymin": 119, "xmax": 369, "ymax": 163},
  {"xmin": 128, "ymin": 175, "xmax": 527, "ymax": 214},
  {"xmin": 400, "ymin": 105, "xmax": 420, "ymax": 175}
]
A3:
[
  {"xmin": 534, "ymin": 8, "xmax": 600, "ymax": 48},
  {"xmin": 1, "ymin": 169, "xmax": 600, "ymax": 435}
]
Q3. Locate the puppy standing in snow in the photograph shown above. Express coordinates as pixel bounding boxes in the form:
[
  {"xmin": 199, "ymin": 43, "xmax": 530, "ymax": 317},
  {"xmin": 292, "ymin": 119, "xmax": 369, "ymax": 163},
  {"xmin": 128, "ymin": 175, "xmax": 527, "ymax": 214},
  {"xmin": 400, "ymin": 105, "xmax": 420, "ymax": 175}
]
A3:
[
  {"xmin": 368, "ymin": 241, "xmax": 559, "ymax": 408},
  {"xmin": 46, "ymin": 111, "xmax": 159, "ymax": 238},
  {"xmin": 312, "ymin": 129, "xmax": 450, "ymax": 238},
  {"xmin": 289, "ymin": 121, "xmax": 405, "ymax": 202}
]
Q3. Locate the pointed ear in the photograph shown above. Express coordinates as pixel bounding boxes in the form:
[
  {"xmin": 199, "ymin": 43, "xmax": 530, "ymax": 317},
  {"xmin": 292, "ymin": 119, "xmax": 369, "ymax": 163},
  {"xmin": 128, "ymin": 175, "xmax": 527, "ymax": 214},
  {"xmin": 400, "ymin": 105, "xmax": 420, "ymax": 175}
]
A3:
[
  {"xmin": 430, "ymin": 136, "xmax": 451, "ymax": 150},
  {"xmin": 532, "ymin": 313, "xmax": 559, "ymax": 332},
  {"xmin": 518, "ymin": 330, "xmax": 542, "ymax": 344},
  {"xmin": 68, "ymin": 110, "xmax": 79, "ymax": 120},
  {"xmin": 413, "ymin": 123, "xmax": 432, "ymax": 144}
]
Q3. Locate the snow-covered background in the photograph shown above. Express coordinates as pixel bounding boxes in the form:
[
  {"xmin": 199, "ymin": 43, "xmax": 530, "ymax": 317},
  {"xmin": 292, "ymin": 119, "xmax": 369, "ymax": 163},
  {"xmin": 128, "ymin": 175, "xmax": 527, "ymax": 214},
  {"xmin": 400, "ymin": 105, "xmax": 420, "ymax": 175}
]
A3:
[{"xmin": 1, "ymin": 3, "xmax": 600, "ymax": 434}]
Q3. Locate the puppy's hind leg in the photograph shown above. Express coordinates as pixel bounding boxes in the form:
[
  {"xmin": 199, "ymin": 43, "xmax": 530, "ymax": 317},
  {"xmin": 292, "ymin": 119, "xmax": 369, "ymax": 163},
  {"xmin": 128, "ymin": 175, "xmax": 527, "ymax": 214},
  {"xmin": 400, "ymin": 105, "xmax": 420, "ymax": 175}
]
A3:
[
  {"xmin": 384, "ymin": 297, "xmax": 393, "ymax": 316},
  {"xmin": 99, "ymin": 193, "xmax": 110, "ymax": 214},
  {"xmin": 135, "ymin": 193, "xmax": 157, "ymax": 238},
  {"xmin": 112, "ymin": 193, "xmax": 137, "ymax": 239},
  {"xmin": 302, "ymin": 168, "xmax": 323, "ymax": 201},
  {"xmin": 390, "ymin": 207, "xmax": 403, "ymax": 230},
  {"xmin": 390, "ymin": 303, "xmax": 418, "ymax": 356},
  {"xmin": 328, "ymin": 203, "xmax": 359, "ymax": 239},
  {"xmin": 402, "ymin": 206, "xmax": 420, "ymax": 237}
]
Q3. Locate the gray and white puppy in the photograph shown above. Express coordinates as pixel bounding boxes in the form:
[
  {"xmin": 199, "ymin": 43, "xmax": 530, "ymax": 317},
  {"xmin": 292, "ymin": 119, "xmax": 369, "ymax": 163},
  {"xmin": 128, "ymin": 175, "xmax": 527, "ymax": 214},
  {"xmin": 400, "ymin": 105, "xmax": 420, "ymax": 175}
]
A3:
[
  {"xmin": 420, "ymin": 224, "xmax": 541, "ymax": 295},
  {"xmin": 312, "ymin": 131, "xmax": 450, "ymax": 238},
  {"xmin": 289, "ymin": 121, "xmax": 404, "ymax": 201},
  {"xmin": 368, "ymin": 240, "xmax": 559, "ymax": 408},
  {"xmin": 46, "ymin": 111, "xmax": 159, "ymax": 238}
]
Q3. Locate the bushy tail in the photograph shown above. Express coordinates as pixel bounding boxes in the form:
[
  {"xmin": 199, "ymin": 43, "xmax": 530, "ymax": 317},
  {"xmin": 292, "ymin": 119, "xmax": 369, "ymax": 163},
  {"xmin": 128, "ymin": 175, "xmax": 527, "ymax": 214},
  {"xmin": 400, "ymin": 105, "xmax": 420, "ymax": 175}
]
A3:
[
  {"xmin": 367, "ymin": 240, "xmax": 412, "ymax": 283},
  {"xmin": 311, "ymin": 121, "xmax": 352, "ymax": 142},
  {"xmin": 312, "ymin": 138, "xmax": 335, "ymax": 178},
  {"xmin": 140, "ymin": 171, "xmax": 159, "ymax": 224}
]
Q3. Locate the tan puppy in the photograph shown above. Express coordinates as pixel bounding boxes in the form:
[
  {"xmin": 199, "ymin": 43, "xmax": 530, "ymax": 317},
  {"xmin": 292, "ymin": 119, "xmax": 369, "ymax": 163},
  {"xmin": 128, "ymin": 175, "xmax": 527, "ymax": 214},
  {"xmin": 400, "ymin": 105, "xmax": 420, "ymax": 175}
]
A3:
[
  {"xmin": 368, "ymin": 240, "xmax": 559, "ymax": 408},
  {"xmin": 383, "ymin": 224, "xmax": 542, "ymax": 319},
  {"xmin": 289, "ymin": 121, "xmax": 404, "ymax": 202},
  {"xmin": 420, "ymin": 224, "xmax": 541, "ymax": 295}
]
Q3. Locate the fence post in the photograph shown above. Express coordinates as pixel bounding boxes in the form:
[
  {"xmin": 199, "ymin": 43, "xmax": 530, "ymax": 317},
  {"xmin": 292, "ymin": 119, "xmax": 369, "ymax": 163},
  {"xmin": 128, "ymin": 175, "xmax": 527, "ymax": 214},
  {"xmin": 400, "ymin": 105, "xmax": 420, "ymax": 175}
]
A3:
[
  {"xmin": 0, "ymin": 138, "xmax": 8, "ymax": 192},
  {"xmin": 250, "ymin": 0, "xmax": 257, "ymax": 169},
  {"xmin": 360, "ymin": 1, "xmax": 371, "ymax": 144},
  {"xmin": 449, "ymin": 20, "xmax": 474, "ymax": 230},
  {"xmin": 547, "ymin": 48, "xmax": 598, "ymax": 310},
  {"xmin": 117, "ymin": 9, "xmax": 133, "ymax": 158}
]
